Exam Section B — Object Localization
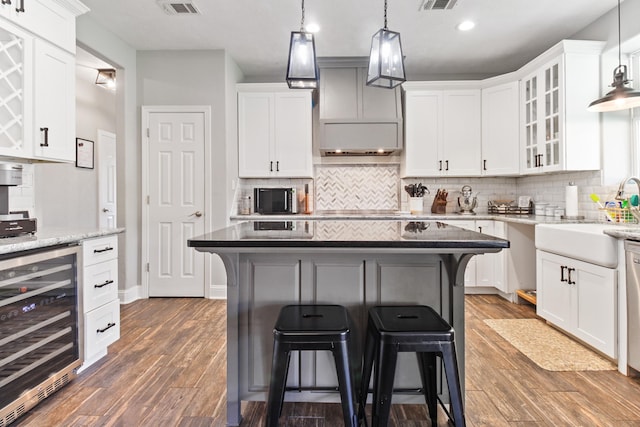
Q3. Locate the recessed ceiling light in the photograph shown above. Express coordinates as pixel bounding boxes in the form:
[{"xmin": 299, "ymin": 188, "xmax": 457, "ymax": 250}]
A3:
[
  {"xmin": 457, "ymin": 20, "xmax": 475, "ymax": 31},
  {"xmin": 305, "ymin": 23, "xmax": 320, "ymax": 33}
]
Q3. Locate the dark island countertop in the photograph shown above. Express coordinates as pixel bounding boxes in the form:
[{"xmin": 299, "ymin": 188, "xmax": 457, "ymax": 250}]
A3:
[{"xmin": 188, "ymin": 220, "xmax": 509, "ymax": 252}]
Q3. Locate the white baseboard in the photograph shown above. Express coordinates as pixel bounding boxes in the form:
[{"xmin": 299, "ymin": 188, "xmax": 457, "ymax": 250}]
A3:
[
  {"xmin": 119, "ymin": 285, "xmax": 143, "ymax": 304},
  {"xmin": 210, "ymin": 285, "xmax": 227, "ymax": 299}
]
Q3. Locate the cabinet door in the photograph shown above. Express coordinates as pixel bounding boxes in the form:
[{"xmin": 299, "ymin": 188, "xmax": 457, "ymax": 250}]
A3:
[
  {"xmin": 403, "ymin": 91, "xmax": 442, "ymax": 176},
  {"xmin": 481, "ymin": 81, "xmax": 519, "ymax": 175},
  {"xmin": 536, "ymin": 251, "xmax": 572, "ymax": 330},
  {"xmin": 302, "ymin": 256, "xmax": 366, "ymax": 389},
  {"xmin": 0, "ymin": 20, "xmax": 33, "ymax": 159},
  {"xmin": 442, "ymin": 90, "xmax": 481, "ymax": 176},
  {"xmin": 274, "ymin": 92, "xmax": 312, "ymax": 178},
  {"xmin": 33, "ymin": 39, "xmax": 75, "ymax": 161},
  {"xmin": 573, "ymin": 261, "xmax": 616, "ymax": 357},
  {"xmin": 241, "ymin": 256, "xmax": 301, "ymax": 392},
  {"xmin": 238, "ymin": 92, "xmax": 273, "ymax": 178},
  {"xmin": 521, "ymin": 70, "xmax": 540, "ymax": 173},
  {"xmin": 540, "ymin": 59, "xmax": 562, "ymax": 171}
]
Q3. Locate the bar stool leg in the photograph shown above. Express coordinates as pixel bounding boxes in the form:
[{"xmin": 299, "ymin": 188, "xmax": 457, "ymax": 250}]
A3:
[
  {"xmin": 266, "ymin": 341, "xmax": 291, "ymax": 427},
  {"xmin": 441, "ymin": 344, "xmax": 466, "ymax": 427},
  {"xmin": 334, "ymin": 340, "xmax": 358, "ymax": 427},
  {"xmin": 371, "ymin": 342, "xmax": 398, "ymax": 427},
  {"xmin": 417, "ymin": 351, "xmax": 438, "ymax": 426},
  {"xmin": 358, "ymin": 324, "xmax": 376, "ymax": 425}
]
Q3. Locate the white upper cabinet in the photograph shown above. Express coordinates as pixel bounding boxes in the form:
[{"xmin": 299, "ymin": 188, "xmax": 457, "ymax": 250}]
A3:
[
  {"xmin": 0, "ymin": 0, "xmax": 87, "ymax": 163},
  {"xmin": 238, "ymin": 84, "xmax": 313, "ymax": 178},
  {"xmin": 519, "ymin": 41, "xmax": 604, "ymax": 174},
  {"xmin": 481, "ymin": 80, "xmax": 520, "ymax": 176},
  {"xmin": 0, "ymin": 0, "xmax": 86, "ymax": 53},
  {"xmin": 403, "ymin": 83, "xmax": 481, "ymax": 177}
]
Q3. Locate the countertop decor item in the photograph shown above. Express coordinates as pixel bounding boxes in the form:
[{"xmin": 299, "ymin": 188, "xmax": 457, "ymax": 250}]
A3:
[
  {"xmin": 587, "ymin": 0, "xmax": 640, "ymax": 112},
  {"xmin": 562, "ymin": 182, "xmax": 584, "ymax": 220},
  {"xmin": 457, "ymin": 185, "xmax": 477, "ymax": 215},
  {"xmin": 431, "ymin": 189, "xmax": 448, "ymax": 214}
]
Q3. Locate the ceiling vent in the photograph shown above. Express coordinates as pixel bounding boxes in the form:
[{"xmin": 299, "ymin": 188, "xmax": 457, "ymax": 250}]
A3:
[
  {"xmin": 157, "ymin": 0, "xmax": 200, "ymax": 15},
  {"xmin": 419, "ymin": 0, "xmax": 458, "ymax": 10}
]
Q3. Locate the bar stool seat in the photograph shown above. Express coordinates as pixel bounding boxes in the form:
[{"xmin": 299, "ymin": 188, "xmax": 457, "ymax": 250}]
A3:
[
  {"xmin": 266, "ymin": 304, "xmax": 358, "ymax": 427},
  {"xmin": 358, "ymin": 305, "xmax": 466, "ymax": 427}
]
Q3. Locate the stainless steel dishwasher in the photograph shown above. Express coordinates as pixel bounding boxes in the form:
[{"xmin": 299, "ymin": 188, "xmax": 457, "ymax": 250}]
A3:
[{"xmin": 625, "ymin": 241, "xmax": 640, "ymax": 371}]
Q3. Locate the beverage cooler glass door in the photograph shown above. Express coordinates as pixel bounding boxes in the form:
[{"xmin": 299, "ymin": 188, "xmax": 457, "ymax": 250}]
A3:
[{"xmin": 0, "ymin": 245, "xmax": 80, "ymax": 411}]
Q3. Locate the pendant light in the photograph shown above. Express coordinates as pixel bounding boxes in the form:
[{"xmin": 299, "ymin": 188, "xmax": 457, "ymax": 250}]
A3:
[
  {"xmin": 366, "ymin": 0, "xmax": 406, "ymax": 89},
  {"xmin": 286, "ymin": 0, "xmax": 319, "ymax": 89},
  {"xmin": 588, "ymin": 0, "xmax": 640, "ymax": 112}
]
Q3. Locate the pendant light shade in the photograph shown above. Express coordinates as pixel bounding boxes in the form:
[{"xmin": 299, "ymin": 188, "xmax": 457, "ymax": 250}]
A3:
[
  {"xmin": 588, "ymin": 0, "xmax": 640, "ymax": 112},
  {"xmin": 286, "ymin": 31, "xmax": 319, "ymax": 89},
  {"xmin": 367, "ymin": 0, "xmax": 406, "ymax": 89},
  {"xmin": 286, "ymin": 0, "xmax": 319, "ymax": 89},
  {"xmin": 95, "ymin": 68, "xmax": 116, "ymax": 89}
]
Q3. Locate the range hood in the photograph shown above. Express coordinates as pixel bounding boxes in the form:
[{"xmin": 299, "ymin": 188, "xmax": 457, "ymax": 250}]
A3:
[{"xmin": 318, "ymin": 60, "xmax": 403, "ymax": 156}]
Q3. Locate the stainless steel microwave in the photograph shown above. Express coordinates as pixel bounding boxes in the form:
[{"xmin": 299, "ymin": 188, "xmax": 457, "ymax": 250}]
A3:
[{"xmin": 254, "ymin": 188, "xmax": 297, "ymax": 214}]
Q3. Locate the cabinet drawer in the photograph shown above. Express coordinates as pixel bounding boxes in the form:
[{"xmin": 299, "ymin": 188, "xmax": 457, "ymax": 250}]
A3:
[
  {"xmin": 85, "ymin": 298, "xmax": 120, "ymax": 359},
  {"xmin": 83, "ymin": 259, "xmax": 118, "ymax": 312},
  {"xmin": 83, "ymin": 235, "xmax": 118, "ymax": 266}
]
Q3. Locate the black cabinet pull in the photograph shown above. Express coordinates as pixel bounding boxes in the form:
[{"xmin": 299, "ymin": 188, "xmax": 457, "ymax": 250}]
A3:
[
  {"xmin": 15, "ymin": 0, "xmax": 23, "ymax": 12},
  {"xmin": 270, "ymin": 161, "xmax": 273, "ymax": 172},
  {"xmin": 97, "ymin": 322, "xmax": 116, "ymax": 333},
  {"xmin": 445, "ymin": 160, "xmax": 449, "ymax": 171},
  {"xmin": 483, "ymin": 159, "xmax": 487, "ymax": 171},
  {"xmin": 40, "ymin": 127, "xmax": 48, "ymax": 147},
  {"xmin": 93, "ymin": 246, "xmax": 114, "ymax": 253},
  {"xmin": 2, "ymin": 1, "xmax": 12, "ymax": 6},
  {"xmin": 567, "ymin": 267, "xmax": 576, "ymax": 285},
  {"xmin": 276, "ymin": 161, "xmax": 279, "ymax": 172},
  {"xmin": 438, "ymin": 160, "xmax": 442, "ymax": 171},
  {"xmin": 560, "ymin": 265, "xmax": 567, "ymax": 282},
  {"xmin": 94, "ymin": 279, "xmax": 114, "ymax": 289}
]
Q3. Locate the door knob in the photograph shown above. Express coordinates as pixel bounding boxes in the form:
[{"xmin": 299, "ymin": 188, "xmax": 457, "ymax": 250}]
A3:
[
  {"xmin": 102, "ymin": 208, "xmax": 110, "ymax": 213},
  {"xmin": 190, "ymin": 211, "xmax": 203, "ymax": 217}
]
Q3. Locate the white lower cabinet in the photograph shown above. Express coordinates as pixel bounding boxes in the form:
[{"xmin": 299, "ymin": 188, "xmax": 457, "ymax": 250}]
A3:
[
  {"xmin": 536, "ymin": 250, "xmax": 616, "ymax": 358},
  {"xmin": 81, "ymin": 235, "xmax": 120, "ymax": 369},
  {"xmin": 444, "ymin": 220, "xmax": 506, "ymax": 291}
]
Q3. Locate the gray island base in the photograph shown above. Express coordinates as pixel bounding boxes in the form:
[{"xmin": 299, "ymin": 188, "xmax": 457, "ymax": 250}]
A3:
[{"xmin": 188, "ymin": 220, "xmax": 509, "ymax": 426}]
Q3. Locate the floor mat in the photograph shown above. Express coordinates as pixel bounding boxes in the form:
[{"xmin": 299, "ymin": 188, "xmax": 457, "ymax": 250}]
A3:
[{"xmin": 483, "ymin": 318, "xmax": 616, "ymax": 371}]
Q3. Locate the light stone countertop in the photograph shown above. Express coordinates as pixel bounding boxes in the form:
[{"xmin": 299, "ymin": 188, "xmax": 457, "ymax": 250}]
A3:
[{"xmin": 0, "ymin": 227, "xmax": 125, "ymax": 255}]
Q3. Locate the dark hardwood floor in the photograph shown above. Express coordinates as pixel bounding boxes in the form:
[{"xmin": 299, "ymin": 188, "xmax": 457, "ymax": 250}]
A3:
[{"xmin": 14, "ymin": 295, "xmax": 640, "ymax": 426}]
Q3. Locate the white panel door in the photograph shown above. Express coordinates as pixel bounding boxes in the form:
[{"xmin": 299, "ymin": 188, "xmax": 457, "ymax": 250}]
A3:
[
  {"xmin": 148, "ymin": 112, "xmax": 205, "ymax": 297},
  {"xmin": 97, "ymin": 130, "xmax": 117, "ymax": 228}
]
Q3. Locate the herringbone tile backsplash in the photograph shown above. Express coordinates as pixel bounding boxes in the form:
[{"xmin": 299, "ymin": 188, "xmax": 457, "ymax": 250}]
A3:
[{"xmin": 314, "ymin": 165, "xmax": 399, "ymax": 211}]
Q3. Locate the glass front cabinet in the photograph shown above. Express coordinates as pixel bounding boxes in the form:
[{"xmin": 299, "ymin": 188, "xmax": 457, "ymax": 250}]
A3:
[{"xmin": 519, "ymin": 41, "xmax": 604, "ymax": 175}]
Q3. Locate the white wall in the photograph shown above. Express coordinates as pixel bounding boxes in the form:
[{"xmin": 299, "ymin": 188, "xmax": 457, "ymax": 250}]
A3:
[{"xmin": 33, "ymin": 72, "xmax": 116, "ymax": 229}]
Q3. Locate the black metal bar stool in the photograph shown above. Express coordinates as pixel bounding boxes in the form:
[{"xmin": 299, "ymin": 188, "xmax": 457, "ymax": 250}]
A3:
[
  {"xmin": 358, "ymin": 305, "xmax": 466, "ymax": 427},
  {"xmin": 266, "ymin": 304, "xmax": 358, "ymax": 427}
]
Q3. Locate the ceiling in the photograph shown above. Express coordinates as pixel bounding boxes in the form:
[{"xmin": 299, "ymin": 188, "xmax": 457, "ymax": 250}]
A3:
[{"xmin": 79, "ymin": 0, "xmax": 619, "ymax": 80}]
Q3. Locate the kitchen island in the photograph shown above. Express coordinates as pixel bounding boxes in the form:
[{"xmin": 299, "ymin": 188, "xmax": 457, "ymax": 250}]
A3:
[{"xmin": 188, "ymin": 219, "xmax": 509, "ymax": 426}]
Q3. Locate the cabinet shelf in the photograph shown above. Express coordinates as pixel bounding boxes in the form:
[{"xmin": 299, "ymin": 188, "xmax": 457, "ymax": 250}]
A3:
[{"xmin": 517, "ymin": 289, "xmax": 537, "ymax": 305}]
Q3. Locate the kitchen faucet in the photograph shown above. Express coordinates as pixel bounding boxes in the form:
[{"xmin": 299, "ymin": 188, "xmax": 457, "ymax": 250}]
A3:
[{"xmin": 615, "ymin": 177, "xmax": 640, "ymax": 222}]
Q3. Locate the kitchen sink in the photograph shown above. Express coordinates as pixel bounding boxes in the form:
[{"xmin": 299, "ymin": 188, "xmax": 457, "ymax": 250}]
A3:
[{"xmin": 535, "ymin": 223, "xmax": 618, "ymax": 267}]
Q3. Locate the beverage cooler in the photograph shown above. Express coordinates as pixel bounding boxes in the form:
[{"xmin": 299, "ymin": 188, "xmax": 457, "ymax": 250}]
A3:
[{"xmin": 0, "ymin": 245, "xmax": 81, "ymax": 425}]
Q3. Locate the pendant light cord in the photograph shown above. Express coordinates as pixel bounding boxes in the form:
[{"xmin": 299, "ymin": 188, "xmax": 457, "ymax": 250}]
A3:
[
  {"xmin": 300, "ymin": 0, "xmax": 305, "ymax": 31},
  {"xmin": 617, "ymin": 0, "xmax": 621, "ymax": 67},
  {"xmin": 383, "ymin": 0, "xmax": 388, "ymax": 30}
]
